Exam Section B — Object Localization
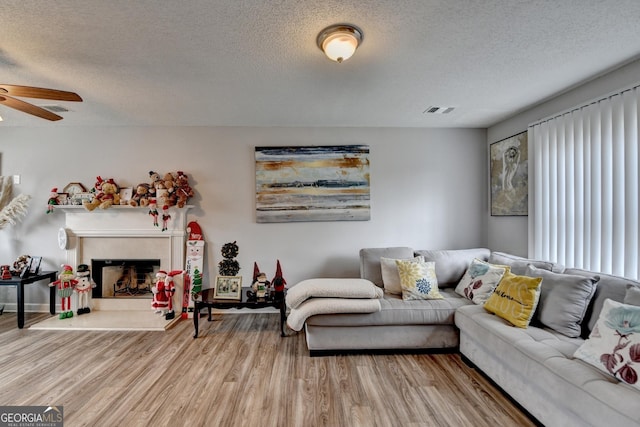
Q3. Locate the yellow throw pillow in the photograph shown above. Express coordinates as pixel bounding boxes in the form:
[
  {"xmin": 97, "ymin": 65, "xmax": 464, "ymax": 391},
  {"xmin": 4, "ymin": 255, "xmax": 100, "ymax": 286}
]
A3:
[
  {"xmin": 484, "ymin": 270, "xmax": 543, "ymax": 328},
  {"xmin": 395, "ymin": 259, "xmax": 444, "ymax": 300}
]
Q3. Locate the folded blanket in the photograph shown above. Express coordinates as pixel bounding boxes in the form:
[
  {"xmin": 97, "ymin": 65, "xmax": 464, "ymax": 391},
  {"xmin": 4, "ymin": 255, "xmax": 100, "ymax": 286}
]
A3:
[
  {"xmin": 285, "ymin": 278, "xmax": 383, "ymax": 309},
  {"xmin": 287, "ymin": 297, "xmax": 382, "ymax": 331}
]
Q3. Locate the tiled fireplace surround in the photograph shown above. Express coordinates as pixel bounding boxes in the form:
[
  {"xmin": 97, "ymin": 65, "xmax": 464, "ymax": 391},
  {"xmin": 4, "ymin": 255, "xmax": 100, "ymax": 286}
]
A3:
[{"xmin": 60, "ymin": 206, "xmax": 191, "ymax": 311}]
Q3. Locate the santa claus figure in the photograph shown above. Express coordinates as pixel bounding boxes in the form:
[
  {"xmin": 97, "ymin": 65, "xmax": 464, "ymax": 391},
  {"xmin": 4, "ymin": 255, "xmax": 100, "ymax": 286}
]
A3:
[
  {"xmin": 152, "ymin": 270, "xmax": 183, "ymax": 320},
  {"xmin": 74, "ymin": 264, "xmax": 95, "ymax": 315},
  {"xmin": 152, "ymin": 270, "xmax": 170, "ymax": 314},
  {"xmin": 50, "ymin": 265, "xmax": 78, "ymax": 319}
]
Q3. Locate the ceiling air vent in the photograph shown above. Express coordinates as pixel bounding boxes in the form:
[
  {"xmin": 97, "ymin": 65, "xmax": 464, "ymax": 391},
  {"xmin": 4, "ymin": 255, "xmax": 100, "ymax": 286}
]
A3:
[
  {"xmin": 41, "ymin": 105, "xmax": 69, "ymax": 113},
  {"xmin": 423, "ymin": 106, "xmax": 455, "ymax": 114}
]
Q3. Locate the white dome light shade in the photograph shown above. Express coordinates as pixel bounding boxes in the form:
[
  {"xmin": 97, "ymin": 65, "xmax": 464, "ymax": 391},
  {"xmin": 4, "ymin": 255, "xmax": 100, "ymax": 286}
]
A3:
[{"xmin": 317, "ymin": 25, "xmax": 363, "ymax": 63}]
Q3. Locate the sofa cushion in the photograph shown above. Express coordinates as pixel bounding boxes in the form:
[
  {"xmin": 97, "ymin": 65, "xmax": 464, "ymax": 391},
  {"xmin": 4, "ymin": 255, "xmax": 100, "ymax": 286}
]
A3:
[
  {"xmin": 484, "ymin": 270, "xmax": 542, "ymax": 328},
  {"xmin": 525, "ymin": 265, "xmax": 599, "ymax": 338},
  {"xmin": 625, "ymin": 284, "xmax": 640, "ymax": 306},
  {"xmin": 306, "ymin": 288, "xmax": 470, "ymax": 327},
  {"xmin": 380, "ymin": 255, "xmax": 423, "ymax": 295},
  {"xmin": 564, "ymin": 267, "xmax": 640, "ymax": 336},
  {"xmin": 359, "ymin": 247, "xmax": 414, "ymax": 287},
  {"xmin": 455, "ymin": 258, "xmax": 508, "ymax": 305},
  {"xmin": 574, "ymin": 299, "xmax": 640, "ymax": 391},
  {"xmin": 456, "ymin": 305, "xmax": 640, "ymax": 427},
  {"xmin": 396, "ymin": 259, "xmax": 443, "ymax": 300},
  {"xmin": 488, "ymin": 251, "xmax": 564, "ymax": 275},
  {"xmin": 414, "ymin": 248, "xmax": 490, "ymax": 288},
  {"xmin": 456, "ymin": 305, "xmax": 583, "ymax": 359}
]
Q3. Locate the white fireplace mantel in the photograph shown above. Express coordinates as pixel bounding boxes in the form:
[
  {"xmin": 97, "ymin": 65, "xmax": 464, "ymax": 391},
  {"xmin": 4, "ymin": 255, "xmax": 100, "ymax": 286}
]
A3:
[{"xmin": 59, "ymin": 205, "xmax": 193, "ymax": 272}]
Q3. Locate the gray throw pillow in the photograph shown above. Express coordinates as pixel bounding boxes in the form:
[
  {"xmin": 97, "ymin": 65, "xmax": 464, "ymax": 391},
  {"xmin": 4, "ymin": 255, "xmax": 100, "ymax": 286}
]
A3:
[
  {"xmin": 625, "ymin": 284, "xmax": 640, "ymax": 306},
  {"xmin": 525, "ymin": 265, "xmax": 599, "ymax": 338},
  {"xmin": 489, "ymin": 251, "xmax": 558, "ymax": 275},
  {"xmin": 414, "ymin": 248, "xmax": 490, "ymax": 287}
]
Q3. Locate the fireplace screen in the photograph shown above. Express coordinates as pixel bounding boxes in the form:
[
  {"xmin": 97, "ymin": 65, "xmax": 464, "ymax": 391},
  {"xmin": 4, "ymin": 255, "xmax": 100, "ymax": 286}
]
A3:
[{"xmin": 91, "ymin": 259, "xmax": 161, "ymax": 298}]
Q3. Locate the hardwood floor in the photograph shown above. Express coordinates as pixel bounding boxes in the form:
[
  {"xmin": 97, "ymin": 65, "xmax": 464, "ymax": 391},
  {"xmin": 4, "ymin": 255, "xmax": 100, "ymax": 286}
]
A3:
[{"xmin": 0, "ymin": 312, "xmax": 536, "ymax": 427}]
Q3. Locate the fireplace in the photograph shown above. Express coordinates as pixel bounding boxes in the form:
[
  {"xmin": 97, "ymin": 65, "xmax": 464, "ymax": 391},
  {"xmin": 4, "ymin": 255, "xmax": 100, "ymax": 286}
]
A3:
[
  {"xmin": 92, "ymin": 259, "xmax": 161, "ymax": 298},
  {"xmin": 58, "ymin": 205, "xmax": 191, "ymax": 311}
]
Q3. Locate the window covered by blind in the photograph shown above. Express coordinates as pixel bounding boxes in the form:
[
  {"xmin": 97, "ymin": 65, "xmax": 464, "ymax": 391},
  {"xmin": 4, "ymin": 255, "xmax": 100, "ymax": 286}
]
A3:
[{"xmin": 528, "ymin": 85, "xmax": 640, "ymax": 279}]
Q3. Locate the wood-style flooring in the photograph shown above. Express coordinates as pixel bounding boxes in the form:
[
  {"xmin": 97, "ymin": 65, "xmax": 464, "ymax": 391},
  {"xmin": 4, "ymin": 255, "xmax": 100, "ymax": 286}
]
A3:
[{"xmin": 0, "ymin": 311, "xmax": 537, "ymax": 427}]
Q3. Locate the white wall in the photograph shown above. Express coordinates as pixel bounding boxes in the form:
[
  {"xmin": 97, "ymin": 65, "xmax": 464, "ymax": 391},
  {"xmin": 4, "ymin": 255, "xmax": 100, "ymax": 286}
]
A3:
[
  {"xmin": 487, "ymin": 58, "xmax": 640, "ymax": 257},
  {"xmin": 0, "ymin": 126, "xmax": 486, "ymax": 310}
]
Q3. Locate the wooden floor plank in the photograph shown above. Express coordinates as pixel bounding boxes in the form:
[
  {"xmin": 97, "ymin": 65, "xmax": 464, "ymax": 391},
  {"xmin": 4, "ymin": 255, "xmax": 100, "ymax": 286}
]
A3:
[{"xmin": 0, "ymin": 312, "xmax": 537, "ymax": 427}]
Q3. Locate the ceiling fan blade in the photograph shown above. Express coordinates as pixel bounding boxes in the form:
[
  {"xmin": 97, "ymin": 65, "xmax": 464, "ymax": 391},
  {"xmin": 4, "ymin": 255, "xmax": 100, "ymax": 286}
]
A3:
[
  {"xmin": 0, "ymin": 84, "xmax": 82, "ymax": 102},
  {"xmin": 0, "ymin": 94, "xmax": 63, "ymax": 121}
]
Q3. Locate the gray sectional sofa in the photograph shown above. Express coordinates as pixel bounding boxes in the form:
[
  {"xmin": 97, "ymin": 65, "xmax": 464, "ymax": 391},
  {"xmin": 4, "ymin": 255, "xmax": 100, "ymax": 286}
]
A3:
[{"xmin": 300, "ymin": 247, "xmax": 640, "ymax": 427}]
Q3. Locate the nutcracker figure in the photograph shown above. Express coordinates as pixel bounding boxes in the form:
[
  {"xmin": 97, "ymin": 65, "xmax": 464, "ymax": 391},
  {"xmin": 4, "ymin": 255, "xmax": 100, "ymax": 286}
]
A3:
[
  {"xmin": 50, "ymin": 265, "xmax": 78, "ymax": 319},
  {"xmin": 74, "ymin": 264, "xmax": 96, "ymax": 315}
]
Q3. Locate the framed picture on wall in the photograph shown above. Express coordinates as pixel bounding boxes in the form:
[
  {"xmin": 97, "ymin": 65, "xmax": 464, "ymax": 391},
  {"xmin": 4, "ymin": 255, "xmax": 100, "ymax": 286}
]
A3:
[
  {"xmin": 213, "ymin": 276, "xmax": 242, "ymax": 300},
  {"xmin": 490, "ymin": 131, "xmax": 529, "ymax": 216}
]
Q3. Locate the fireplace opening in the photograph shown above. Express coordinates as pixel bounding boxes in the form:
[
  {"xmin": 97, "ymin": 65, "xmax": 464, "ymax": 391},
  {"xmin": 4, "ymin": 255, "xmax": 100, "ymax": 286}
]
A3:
[{"xmin": 91, "ymin": 259, "xmax": 161, "ymax": 298}]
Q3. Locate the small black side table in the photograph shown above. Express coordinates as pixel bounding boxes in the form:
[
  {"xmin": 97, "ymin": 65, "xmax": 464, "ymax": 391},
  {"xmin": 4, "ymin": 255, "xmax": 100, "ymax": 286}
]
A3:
[
  {"xmin": 0, "ymin": 271, "xmax": 57, "ymax": 328},
  {"xmin": 193, "ymin": 288, "xmax": 287, "ymax": 338}
]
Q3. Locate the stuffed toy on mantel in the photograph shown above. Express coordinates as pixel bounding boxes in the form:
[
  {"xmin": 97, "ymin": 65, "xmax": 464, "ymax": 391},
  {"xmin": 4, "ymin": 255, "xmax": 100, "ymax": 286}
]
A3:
[{"xmin": 83, "ymin": 178, "xmax": 120, "ymax": 211}]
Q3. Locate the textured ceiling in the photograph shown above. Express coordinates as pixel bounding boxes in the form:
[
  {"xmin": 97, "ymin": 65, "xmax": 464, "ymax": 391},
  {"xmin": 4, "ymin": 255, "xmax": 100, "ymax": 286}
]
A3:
[{"xmin": 1, "ymin": 0, "xmax": 640, "ymax": 127}]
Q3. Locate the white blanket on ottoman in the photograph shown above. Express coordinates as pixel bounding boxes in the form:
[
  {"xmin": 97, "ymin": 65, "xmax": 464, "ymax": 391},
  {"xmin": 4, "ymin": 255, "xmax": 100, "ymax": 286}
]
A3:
[
  {"xmin": 287, "ymin": 297, "xmax": 381, "ymax": 331},
  {"xmin": 285, "ymin": 278, "xmax": 383, "ymax": 309},
  {"xmin": 285, "ymin": 278, "xmax": 384, "ymax": 331}
]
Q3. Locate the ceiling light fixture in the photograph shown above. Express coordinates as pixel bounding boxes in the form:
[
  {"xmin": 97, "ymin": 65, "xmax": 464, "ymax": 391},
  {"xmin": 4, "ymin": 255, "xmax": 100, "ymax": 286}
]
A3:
[{"xmin": 317, "ymin": 24, "xmax": 363, "ymax": 63}]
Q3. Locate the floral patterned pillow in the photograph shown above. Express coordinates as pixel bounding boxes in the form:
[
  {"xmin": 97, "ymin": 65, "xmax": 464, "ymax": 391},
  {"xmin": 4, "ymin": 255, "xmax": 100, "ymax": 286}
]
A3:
[
  {"xmin": 574, "ymin": 299, "xmax": 640, "ymax": 390},
  {"xmin": 380, "ymin": 255, "xmax": 424, "ymax": 295},
  {"xmin": 454, "ymin": 258, "xmax": 508, "ymax": 305},
  {"xmin": 395, "ymin": 259, "xmax": 444, "ymax": 300}
]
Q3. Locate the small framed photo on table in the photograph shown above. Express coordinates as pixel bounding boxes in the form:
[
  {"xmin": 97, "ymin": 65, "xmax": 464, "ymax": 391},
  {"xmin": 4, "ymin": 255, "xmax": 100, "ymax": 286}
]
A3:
[
  {"xmin": 213, "ymin": 276, "xmax": 242, "ymax": 300},
  {"xmin": 29, "ymin": 256, "xmax": 42, "ymax": 275},
  {"xmin": 20, "ymin": 258, "xmax": 32, "ymax": 279}
]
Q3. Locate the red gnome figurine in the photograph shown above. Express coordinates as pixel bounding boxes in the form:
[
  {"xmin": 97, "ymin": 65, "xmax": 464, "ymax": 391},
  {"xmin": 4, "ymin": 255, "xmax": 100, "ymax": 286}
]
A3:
[
  {"xmin": 271, "ymin": 260, "xmax": 287, "ymax": 303},
  {"xmin": 50, "ymin": 265, "xmax": 78, "ymax": 319}
]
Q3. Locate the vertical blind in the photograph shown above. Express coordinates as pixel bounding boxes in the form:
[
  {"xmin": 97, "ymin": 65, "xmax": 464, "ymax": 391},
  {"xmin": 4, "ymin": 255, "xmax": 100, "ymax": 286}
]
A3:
[{"xmin": 528, "ymin": 84, "xmax": 640, "ymax": 280}]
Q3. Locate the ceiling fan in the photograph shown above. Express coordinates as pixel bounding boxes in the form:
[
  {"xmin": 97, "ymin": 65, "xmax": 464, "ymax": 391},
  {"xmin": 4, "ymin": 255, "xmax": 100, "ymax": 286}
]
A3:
[{"xmin": 0, "ymin": 84, "xmax": 82, "ymax": 121}]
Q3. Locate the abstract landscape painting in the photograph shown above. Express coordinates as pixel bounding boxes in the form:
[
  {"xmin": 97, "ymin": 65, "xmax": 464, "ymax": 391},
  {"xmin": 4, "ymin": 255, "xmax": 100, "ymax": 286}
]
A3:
[{"xmin": 255, "ymin": 145, "xmax": 370, "ymax": 223}]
